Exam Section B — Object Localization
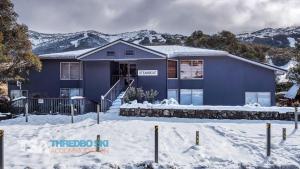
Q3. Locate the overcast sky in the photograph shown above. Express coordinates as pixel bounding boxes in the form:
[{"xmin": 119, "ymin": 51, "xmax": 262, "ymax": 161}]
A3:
[{"xmin": 12, "ymin": 0, "xmax": 300, "ymax": 35}]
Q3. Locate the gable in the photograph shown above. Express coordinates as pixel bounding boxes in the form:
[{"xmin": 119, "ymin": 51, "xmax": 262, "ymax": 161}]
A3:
[{"xmin": 78, "ymin": 40, "xmax": 166, "ymax": 60}]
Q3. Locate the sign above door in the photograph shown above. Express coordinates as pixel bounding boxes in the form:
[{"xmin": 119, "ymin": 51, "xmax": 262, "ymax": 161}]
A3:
[{"xmin": 138, "ymin": 70, "xmax": 158, "ymax": 76}]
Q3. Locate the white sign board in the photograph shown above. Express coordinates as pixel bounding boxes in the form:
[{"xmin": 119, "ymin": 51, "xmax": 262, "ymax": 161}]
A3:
[
  {"xmin": 38, "ymin": 99, "xmax": 44, "ymax": 104},
  {"xmin": 138, "ymin": 70, "xmax": 158, "ymax": 76}
]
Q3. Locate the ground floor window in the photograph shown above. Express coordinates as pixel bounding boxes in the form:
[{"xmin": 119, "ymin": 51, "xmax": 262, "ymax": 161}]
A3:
[
  {"xmin": 10, "ymin": 90, "xmax": 28, "ymax": 99},
  {"xmin": 180, "ymin": 89, "xmax": 203, "ymax": 105},
  {"xmin": 60, "ymin": 88, "xmax": 83, "ymax": 98},
  {"xmin": 168, "ymin": 89, "xmax": 178, "ymax": 101},
  {"xmin": 245, "ymin": 92, "xmax": 271, "ymax": 106}
]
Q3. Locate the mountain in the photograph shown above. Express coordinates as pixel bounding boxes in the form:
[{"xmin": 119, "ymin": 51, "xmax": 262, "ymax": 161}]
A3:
[
  {"xmin": 237, "ymin": 26, "xmax": 300, "ymax": 48},
  {"xmin": 29, "ymin": 30, "xmax": 186, "ymax": 55}
]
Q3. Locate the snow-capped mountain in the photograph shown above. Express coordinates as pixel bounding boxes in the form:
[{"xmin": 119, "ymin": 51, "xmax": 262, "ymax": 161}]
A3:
[
  {"xmin": 29, "ymin": 30, "xmax": 186, "ymax": 55},
  {"xmin": 237, "ymin": 26, "xmax": 300, "ymax": 48}
]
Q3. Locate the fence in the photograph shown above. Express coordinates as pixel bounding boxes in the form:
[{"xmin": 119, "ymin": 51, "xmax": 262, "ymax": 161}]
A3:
[{"xmin": 11, "ymin": 97, "xmax": 97, "ymax": 115}]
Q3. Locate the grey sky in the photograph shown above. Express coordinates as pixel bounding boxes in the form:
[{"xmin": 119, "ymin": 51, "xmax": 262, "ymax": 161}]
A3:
[{"xmin": 12, "ymin": 0, "xmax": 300, "ymax": 35}]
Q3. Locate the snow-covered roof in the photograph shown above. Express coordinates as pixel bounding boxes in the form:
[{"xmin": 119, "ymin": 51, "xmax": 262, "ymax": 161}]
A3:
[
  {"xmin": 145, "ymin": 45, "xmax": 228, "ymax": 57},
  {"xmin": 39, "ymin": 48, "xmax": 96, "ymax": 59}
]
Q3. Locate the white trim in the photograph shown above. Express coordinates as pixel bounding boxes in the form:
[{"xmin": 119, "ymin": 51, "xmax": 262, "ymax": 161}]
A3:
[
  {"xmin": 60, "ymin": 62, "xmax": 82, "ymax": 80},
  {"xmin": 79, "ymin": 58, "xmax": 165, "ymax": 61},
  {"xmin": 227, "ymin": 54, "xmax": 285, "ymax": 73},
  {"xmin": 180, "ymin": 59, "xmax": 204, "ymax": 80},
  {"xmin": 77, "ymin": 40, "xmax": 166, "ymax": 59}
]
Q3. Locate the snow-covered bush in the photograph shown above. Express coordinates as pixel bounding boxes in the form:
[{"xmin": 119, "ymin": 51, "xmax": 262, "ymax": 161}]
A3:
[
  {"xmin": 124, "ymin": 87, "xmax": 145, "ymax": 103},
  {"xmin": 145, "ymin": 89, "xmax": 159, "ymax": 103},
  {"xmin": 124, "ymin": 87, "xmax": 159, "ymax": 103},
  {"xmin": 161, "ymin": 98, "xmax": 179, "ymax": 105}
]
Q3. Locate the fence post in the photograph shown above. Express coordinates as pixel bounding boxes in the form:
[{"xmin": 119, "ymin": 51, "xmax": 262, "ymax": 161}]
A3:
[
  {"xmin": 295, "ymin": 107, "xmax": 298, "ymax": 130},
  {"xmin": 96, "ymin": 135, "xmax": 100, "ymax": 152},
  {"xmin": 0, "ymin": 129, "xmax": 3, "ymax": 169},
  {"xmin": 71, "ymin": 104, "xmax": 74, "ymax": 123},
  {"xmin": 266, "ymin": 123, "xmax": 271, "ymax": 157},
  {"xmin": 282, "ymin": 128, "xmax": 286, "ymax": 141},
  {"xmin": 97, "ymin": 104, "xmax": 100, "ymax": 124},
  {"xmin": 155, "ymin": 125, "xmax": 158, "ymax": 163},
  {"xmin": 101, "ymin": 96, "xmax": 105, "ymax": 112},
  {"xmin": 25, "ymin": 102, "xmax": 28, "ymax": 123},
  {"xmin": 196, "ymin": 131, "xmax": 199, "ymax": 146}
]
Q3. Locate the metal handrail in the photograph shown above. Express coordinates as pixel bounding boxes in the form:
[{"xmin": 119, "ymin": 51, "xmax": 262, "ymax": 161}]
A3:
[
  {"xmin": 120, "ymin": 79, "xmax": 135, "ymax": 104},
  {"xmin": 102, "ymin": 79, "xmax": 121, "ymax": 98},
  {"xmin": 101, "ymin": 79, "xmax": 125, "ymax": 112}
]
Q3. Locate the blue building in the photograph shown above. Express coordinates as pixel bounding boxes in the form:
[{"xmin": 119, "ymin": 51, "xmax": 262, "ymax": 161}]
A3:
[{"xmin": 8, "ymin": 39, "xmax": 286, "ymax": 106}]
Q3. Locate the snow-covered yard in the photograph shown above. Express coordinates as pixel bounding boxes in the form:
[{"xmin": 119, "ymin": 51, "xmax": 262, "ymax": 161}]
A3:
[{"xmin": 0, "ymin": 112, "xmax": 300, "ymax": 169}]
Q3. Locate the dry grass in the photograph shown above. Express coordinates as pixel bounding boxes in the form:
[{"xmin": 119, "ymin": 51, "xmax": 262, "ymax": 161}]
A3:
[{"xmin": 0, "ymin": 82, "xmax": 8, "ymax": 96}]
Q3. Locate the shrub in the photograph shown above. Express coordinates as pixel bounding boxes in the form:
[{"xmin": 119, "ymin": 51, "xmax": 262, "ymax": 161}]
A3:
[
  {"xmin": 145, "ymin": 89, "xmax": 159, "ymax": 103},
  {"xmin": 124, "ymin": 87, "xmax": 158, "ymax": 103}
]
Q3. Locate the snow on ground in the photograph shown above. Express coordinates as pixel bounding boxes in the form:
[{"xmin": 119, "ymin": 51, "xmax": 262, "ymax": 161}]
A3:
[
  {"xmin": 0, "ymin": 110, "xmax": 300, "ymax": 169},
  {"xmin": 121, "ymin": 101, "xmax": 295, "ymax": 114},
  {"xmin": 268, "ymin": 58, "xmax": 297, "ymax": 83},
  {"xmin": 287, "ymin": 37, "xmax": 296, "ymax": 48}
]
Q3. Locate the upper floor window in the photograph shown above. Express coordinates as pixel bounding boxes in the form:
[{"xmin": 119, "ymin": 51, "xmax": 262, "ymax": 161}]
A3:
[
  {"xmin": 125, "ymin": 50, "xmax": 134, "ymax": 56},
  {"xmin": 107, "ymin": 51, "xmax": 115, "ymax": 56},
  {"xmin": 60, "ymin": 62, "xmax": 82, "ymax": 80},
  {"xmin": 168, "ymin": 60, "xmax": 177, "ymax": 79},
  {"xmin": 180, "ymin": 60, "xmax": 203, "ymax": 79}
]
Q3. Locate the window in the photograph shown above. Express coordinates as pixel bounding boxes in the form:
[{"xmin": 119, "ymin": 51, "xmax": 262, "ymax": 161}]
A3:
[
  {"xmin": 168, "ymin": 60, "xmax": 177, "ymax": 78},
  {"xmin": 180, "ymin": 60, "xmax": 203, "ymax": 79},
  {"xmin": 245, "ymin": 92, "xmax": 271, "ymax": 106},
  {"xmin": 60, "ymin": 62, "xmax": 82, "ymax": 80},
  {"xmin": 60, "ymin": 88, "xmax": 83, "ymax": 98},
  {"xmin": 107, "ymin": 51, "xmax": 115, "ymax": 56},
  {"xmin": 180, "ymin": 89, "xmax": 203, "ymax": 105},
  {"xmin": 125, "ymin": 50, "xmax": 134, "ymax": 56},
  {"xmin": 168, "ymin": 89, "xmax": 178, "ymax": 101},
  {"xmin": 10, "ymin": 90, "xmax": 28, "ymax": 99}
]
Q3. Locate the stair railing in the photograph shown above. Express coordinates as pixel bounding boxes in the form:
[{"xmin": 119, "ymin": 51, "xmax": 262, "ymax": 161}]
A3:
[{"xmin": 101, "ymin": 79, "xmax": 124, "ymax": 112}]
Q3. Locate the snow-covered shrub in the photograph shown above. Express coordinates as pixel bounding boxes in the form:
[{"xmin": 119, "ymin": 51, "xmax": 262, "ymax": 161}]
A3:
[
  {"xmin": 124, "ymin": 87, "xmax": 145, "ymax": 103},
  {"xmin": 124, "ymin": 87, "xmax": 159, "ymax": 103},
  {"xmin": 161, "ymin": 98, "xmax": 179, "ymax": 105},
  {"xmin": 145, "ymin": 89, "xmax": 159, "ymax": 103}
]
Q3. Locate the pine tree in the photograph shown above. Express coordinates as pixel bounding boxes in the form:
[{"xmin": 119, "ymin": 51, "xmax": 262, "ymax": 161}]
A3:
[{"xmin": 0, "ymin": 0, "xmax": 41, "ymax": 82}]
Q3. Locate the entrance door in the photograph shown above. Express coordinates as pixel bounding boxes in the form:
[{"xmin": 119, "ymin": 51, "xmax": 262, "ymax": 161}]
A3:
[{"xmin": 119, "ymin": 63, "xmax": 136, "ymax": 84}]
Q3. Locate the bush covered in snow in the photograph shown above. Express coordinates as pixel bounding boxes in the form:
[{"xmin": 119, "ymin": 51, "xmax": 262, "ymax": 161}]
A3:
[{"xmin": 124, "ymin": 87, "xmax": 159, "ymax": 103}]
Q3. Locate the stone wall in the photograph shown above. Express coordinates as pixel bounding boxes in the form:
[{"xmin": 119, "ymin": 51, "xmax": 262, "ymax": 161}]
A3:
[{"xmin": 120, "ymin": 108, "xmax": 298, "ymax": 121}]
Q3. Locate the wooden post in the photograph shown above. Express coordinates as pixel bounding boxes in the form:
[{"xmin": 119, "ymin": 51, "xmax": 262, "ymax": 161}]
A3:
[
  {"xmin": 266, "ymin": 123, "xmax": 271, "ymax": 157},
  {"xmin": 295, "ymin": 107, "xmax": 298, "ymax": 130},
  {"xmin": 96, "ymin": 135, "xmax": 100, "ymax": 152},
  {"xmin": 71, "ymin": 104, "xmax": 74, "ymax": 123},
  {"xmin": 282, "ymin": 128, "xmax": 286, "ymax": 141},
  {"xmin": 196, "ymin": 131, "xmax": 199, "ymax": 145},
  {"xmin": 25, "ymin": 102, "xmax": 28, "ymax": 123},
  {"xmin": 155, "ymin": 125, "xmax": 158, "ymax": 163},
  {"xmin": 0, "ymin": 129, "xmax": 3, "ymax": 169},
  {"xmin": 97, "ymin": 104, "xmax": 100, "ymax": 124}
]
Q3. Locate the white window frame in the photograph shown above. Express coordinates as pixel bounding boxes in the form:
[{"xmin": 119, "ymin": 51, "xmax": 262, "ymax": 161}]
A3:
[
  {"xmin": 167, "ymin": 89, "xmax": 178, "ymax": 101},
  {"xmin": 60, "ymin": 62, "xmax": 83, "ymax": 80},
  {"xmin": 125, "ymin": 50, "xmax": 135, "ymax": 56},
  {"xmin": 180, "ymin": 59, "xmax": 204, "ymax": 80},
  {"xmin": 60, "ymin": 88, "xmax": 83, "ymax": 98},
  {"xmin": 180, "ymin": 89, "xmax": 204, "ymax": 105},
  {"xmin": 168, "ymin": 59, "xmax": 178, "ymax": 79},
  {"xmin": 245, "ymin": 92, "xmax": 271, "ymax": 106}
]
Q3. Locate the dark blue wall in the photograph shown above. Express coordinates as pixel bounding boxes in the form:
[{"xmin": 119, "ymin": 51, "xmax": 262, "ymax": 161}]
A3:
[
  {"xmin": 8, "ymin": 59, "xmax": 82, "ymax": 98},
  {"xmin": 168, "ymin": 56, "xmax": 276, "ymax": 106},
  {"xmin": 83, "ymin": 61, "xmax": 111, "ymax": 102}
]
